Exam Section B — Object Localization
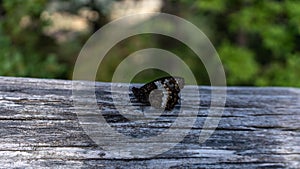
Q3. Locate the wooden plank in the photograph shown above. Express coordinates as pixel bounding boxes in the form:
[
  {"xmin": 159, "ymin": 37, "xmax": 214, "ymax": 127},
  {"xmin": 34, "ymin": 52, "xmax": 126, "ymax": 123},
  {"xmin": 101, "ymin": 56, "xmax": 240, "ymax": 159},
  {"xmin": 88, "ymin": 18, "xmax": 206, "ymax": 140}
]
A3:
[{"xmin": 0, "ymin": 76, "xmax": 299, "ymax": 168}]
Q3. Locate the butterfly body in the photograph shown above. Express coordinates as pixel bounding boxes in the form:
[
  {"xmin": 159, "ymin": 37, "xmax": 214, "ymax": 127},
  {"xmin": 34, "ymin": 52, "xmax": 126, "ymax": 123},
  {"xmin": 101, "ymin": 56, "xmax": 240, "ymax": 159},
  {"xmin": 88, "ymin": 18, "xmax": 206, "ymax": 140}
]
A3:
[{"xmin": 132, "ymin": 76, "xmax": 184, "ymax": 110}]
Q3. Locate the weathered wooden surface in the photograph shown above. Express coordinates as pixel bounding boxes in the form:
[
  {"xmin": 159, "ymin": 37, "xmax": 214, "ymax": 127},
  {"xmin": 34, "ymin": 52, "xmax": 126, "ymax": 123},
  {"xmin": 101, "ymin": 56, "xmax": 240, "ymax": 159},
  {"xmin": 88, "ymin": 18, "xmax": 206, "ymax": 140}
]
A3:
[{"xmin": 0, "ymin": 76, "xmax": 299, "ymax": 168}]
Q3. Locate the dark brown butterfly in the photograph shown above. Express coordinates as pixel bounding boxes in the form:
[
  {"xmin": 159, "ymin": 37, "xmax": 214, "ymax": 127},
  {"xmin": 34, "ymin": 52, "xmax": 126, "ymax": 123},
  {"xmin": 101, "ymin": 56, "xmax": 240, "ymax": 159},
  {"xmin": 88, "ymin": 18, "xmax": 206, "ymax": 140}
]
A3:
[{"xmin": 132, "ymin": 76, "xmax": 184, "ymax": 110}]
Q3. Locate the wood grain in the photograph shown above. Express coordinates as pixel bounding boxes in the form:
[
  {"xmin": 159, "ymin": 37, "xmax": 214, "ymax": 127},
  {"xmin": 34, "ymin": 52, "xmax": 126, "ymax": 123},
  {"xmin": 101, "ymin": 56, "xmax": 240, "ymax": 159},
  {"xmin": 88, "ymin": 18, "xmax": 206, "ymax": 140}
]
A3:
[{"xmin": 0, "ymin": 76, "xmax": 299, "ymax": 168}]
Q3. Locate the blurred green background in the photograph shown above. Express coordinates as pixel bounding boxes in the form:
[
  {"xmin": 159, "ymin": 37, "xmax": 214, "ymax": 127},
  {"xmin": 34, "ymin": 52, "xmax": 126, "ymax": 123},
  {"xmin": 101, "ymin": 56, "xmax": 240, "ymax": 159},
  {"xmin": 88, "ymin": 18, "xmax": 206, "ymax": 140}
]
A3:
[{"xmin": 0, "ymin": 0, "xmax": 300, "ymax": 86}]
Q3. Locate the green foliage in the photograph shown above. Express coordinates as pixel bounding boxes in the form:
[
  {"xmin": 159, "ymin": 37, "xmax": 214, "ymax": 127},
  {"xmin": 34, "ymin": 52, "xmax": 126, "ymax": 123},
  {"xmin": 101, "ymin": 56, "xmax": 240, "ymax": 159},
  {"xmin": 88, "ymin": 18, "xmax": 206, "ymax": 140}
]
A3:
[
  {"xmin": 180, "ymin": 0, "xmax": 300, "ymax": 86},
  {"xmin": 219, "ymin": 42, "xmax": 258, "ymax": 85},
  {"xmin": 0, "ymin": 0, "xmax": 66, "ymax": 78},
  {"xmin": 0, "ymin": 0, "xmax": 299, "ymax": 87},
  {"xmin": 256, "ymin": 53, "xmax": 300, "ymax": 86},
  {"xmin": 196, "ymin": 0, "xmax": 226, "ymax": 13}
]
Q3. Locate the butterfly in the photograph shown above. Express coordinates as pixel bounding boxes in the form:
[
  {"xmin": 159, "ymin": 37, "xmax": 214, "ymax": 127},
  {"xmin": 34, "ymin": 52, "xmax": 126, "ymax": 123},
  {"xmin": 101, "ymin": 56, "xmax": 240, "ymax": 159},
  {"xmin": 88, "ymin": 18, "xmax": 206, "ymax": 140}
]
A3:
[{"xmin": 132, "ymin": 76, "xmax": 184, "ymax": 110}]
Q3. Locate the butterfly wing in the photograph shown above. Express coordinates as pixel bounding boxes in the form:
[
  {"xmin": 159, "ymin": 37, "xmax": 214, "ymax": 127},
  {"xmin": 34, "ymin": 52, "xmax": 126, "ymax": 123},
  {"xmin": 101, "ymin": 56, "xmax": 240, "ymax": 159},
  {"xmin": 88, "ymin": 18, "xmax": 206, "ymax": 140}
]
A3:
[
  {"xmin": 132, "ymin": 76, "xmax": 184, "ymax": 110},
  {"xmin": 132, "ymin": 80, "xmax": 158, "ymax": 103}
]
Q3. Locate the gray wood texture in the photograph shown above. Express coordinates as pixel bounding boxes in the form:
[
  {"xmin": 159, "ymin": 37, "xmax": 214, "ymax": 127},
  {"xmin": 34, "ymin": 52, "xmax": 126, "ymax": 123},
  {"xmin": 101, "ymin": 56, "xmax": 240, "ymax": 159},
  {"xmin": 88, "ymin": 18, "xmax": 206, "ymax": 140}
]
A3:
[{"xmin": 0, "ymin": 76, "xmax": 299, "ymax": 168}]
